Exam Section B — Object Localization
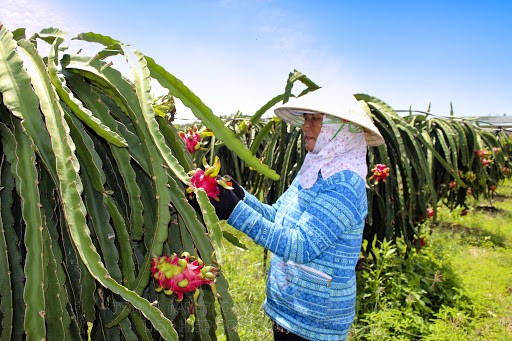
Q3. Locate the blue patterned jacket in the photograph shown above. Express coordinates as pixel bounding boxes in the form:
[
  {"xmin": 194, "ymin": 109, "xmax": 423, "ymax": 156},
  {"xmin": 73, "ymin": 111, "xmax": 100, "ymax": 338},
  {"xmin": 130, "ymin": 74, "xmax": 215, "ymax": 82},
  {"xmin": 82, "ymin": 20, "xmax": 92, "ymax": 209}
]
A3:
[{"xmin": 227, "ymin": 170, "xmax": 367, "ymax": 341}]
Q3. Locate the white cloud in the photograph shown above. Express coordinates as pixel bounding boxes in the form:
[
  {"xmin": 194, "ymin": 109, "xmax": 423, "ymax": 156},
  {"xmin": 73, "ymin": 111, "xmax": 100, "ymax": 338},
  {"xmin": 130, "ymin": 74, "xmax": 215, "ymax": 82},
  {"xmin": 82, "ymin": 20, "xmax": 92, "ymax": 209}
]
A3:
[{"xmin": 0, "ymin": 0, "xmax": 81, "ymax": 35}]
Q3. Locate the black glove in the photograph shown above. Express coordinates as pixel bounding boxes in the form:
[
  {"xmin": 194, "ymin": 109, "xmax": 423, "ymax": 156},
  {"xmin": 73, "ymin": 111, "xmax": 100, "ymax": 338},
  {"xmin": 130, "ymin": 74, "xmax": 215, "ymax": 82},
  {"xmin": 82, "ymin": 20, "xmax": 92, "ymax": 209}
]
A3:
[
  {"xmin": 186, "ymin": 191, "xmax": 201, "ymax": 212},
  {"xmin": 226, "ymin": 176, "xmax": 245, "ymax": 200},
  {"xmin": 210, "ymin": 185, "xmax": 240, "ymax": 220}
]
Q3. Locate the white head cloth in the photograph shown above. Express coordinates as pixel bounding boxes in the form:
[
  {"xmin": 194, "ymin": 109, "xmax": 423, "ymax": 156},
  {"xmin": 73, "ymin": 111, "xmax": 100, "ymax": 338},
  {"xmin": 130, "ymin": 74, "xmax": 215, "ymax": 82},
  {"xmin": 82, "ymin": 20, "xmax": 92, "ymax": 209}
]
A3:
[{"xmin": 297, "ymin": 117, "xmax": 368, "ymax": 189}]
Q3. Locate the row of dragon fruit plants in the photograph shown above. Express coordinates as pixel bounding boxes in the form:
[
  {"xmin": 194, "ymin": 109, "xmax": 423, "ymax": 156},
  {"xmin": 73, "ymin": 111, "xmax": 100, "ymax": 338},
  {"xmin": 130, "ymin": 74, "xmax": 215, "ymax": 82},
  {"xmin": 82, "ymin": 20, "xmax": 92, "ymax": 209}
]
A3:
[
  {"xmin": 0, "ymin": 25, "xmax": 278, "ymax": 341},
  {"xmin": 182, "ymin": 95, "xmax": 512, "ymax": 251},
  {"xmin": 0, "ymin": 24, "xmax": 510, "ymax": 341}
]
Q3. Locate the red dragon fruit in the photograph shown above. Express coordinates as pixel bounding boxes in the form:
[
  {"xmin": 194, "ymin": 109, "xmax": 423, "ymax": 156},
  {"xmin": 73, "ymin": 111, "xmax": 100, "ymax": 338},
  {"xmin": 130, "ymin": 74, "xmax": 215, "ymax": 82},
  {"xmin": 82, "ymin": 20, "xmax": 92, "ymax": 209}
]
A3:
[
  {"xmin": 474, "ymin": 148, "xmax": 491, "ymax": 158},
  {"xmin": 449, "ymin": 181, "xmax": 456, "ymax": 190},
  {"xmin": 480, "ymin": 158, "xmax": 492, "ymax": 167},
  {"xmin": 412, "ymin": 237, "xmax": 426, "ymax": 248},
  {"xmin": 369, "ymin": 164, "xmax": 390, "ymax": 184},
  {"xmin": 151, "ymin": 252, "xmax": 217, "ymax": 301},
  {"xmin": 179, "ymin": 126, "xmax": 213, "ymax": 154},
  {"xmin": 426, "ymin": 207, "xmax": 435, "ymax": 219},
  {"xmin": 474, "ymin": 148, "xmax": 494, "ymax": 168},
  {"xmin": 186, "ymin": 156, "xmax": 232, "ymax": 200}
]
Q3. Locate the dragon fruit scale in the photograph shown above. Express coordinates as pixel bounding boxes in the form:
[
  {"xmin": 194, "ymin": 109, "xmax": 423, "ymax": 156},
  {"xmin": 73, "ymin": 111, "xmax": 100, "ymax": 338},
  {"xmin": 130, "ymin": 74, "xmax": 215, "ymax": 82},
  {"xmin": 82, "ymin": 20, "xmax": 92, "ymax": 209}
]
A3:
[{"xmin": 151, "ymin": 252, "xmax": 217, "ymax": 301}]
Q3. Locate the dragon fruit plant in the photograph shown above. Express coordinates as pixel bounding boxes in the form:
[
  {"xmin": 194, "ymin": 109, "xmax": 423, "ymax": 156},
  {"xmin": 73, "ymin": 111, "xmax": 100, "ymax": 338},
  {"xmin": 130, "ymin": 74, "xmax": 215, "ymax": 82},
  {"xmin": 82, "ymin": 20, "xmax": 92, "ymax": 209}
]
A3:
[
  {"xmin": 151, "ymin": 252, "xmax": 217, "ymax": 302},
  {"xmin": 185, "ymin": 156, "xmax": 233, "ymax": 200}
]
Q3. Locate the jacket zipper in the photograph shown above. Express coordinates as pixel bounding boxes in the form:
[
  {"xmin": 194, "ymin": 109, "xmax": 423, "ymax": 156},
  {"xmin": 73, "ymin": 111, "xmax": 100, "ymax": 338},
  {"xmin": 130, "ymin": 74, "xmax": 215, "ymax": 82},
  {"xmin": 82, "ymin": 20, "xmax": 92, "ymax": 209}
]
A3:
[{"xmin": 286, "ymin": 260, "xmax": 332, "ymax": 287}]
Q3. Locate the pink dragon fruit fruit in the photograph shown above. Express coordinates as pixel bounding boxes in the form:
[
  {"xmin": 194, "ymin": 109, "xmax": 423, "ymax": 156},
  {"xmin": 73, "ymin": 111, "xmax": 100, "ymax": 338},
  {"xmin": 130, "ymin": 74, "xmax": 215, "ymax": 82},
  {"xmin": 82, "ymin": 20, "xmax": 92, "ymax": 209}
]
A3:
[
  {"xmin": 449, "ymin": 181, "xmax": 456, "ymax": 190},
  {"xmin": 412, "ymin": 237, "xmax": 426, "ymax": 248},
  {"xmin": 480, "ymin": 158, "xmax": 492, "ymax": 167},
  {"xmin": 186, "ymin": 156, "xmax": 233, "ymax": 200},
  {"xmin": 151, "ymin": 252, "xmax": 217, "ymax": 301},
  {"xmin": 474, "ymin": 148, "xmax": 491, "ymax": 158},
  {"xmin": 426, "ymin": 207, "xmax": 435, "ymax": 219},
  {"xmin": 369, "ymin": 164, "xmax": 390, "ymax": 184},
  {"xmin": 179, "ymin": 126, "xmax": 213, "ymax": 154}
]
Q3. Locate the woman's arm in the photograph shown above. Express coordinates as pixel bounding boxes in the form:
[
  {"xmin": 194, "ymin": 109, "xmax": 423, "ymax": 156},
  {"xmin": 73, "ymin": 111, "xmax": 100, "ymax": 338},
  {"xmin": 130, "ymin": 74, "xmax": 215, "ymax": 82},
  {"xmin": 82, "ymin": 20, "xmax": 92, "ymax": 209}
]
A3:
[
  {"xmin": 227, "ymin": 178, "xmax": 283, "ymax": 222},
  {"xmin": 238, "ymin": 191, "xmax": 279, "ymax": 222},
  {"xmin": 228, "ymin": 171, "xmax": 367, "ymax": 264}
]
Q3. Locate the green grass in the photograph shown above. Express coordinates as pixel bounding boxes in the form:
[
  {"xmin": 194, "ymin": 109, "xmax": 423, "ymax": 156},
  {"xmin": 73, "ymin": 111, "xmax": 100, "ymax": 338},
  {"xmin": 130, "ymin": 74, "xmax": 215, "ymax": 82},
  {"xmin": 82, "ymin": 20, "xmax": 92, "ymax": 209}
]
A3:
[
  {"xmin": 216, "ymin": 180, "xmax": 512, "ymax": 340},
  {"xmin": 427, "ymin": 181, "xmax": 512, "ymax": 340},
  {"xmin": 216, "ymin": 230, "xmax": 272, "ymax": 341}
]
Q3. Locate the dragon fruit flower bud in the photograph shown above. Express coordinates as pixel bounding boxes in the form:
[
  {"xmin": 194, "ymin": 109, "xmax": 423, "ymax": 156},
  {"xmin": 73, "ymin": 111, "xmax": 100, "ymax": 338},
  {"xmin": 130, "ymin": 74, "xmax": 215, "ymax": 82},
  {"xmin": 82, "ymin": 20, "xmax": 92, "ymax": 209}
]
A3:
[{"xmin": 464, "ymin": 171, "xmax": 476, "ymax": 182}]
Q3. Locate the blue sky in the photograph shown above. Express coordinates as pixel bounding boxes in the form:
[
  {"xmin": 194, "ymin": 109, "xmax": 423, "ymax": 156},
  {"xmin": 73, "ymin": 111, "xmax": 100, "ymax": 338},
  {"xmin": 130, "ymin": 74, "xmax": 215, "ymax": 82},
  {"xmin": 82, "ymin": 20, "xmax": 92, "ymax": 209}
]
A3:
[{"xmin": 2, "ymin": 0, "xmax": 511, "ymax": 120}]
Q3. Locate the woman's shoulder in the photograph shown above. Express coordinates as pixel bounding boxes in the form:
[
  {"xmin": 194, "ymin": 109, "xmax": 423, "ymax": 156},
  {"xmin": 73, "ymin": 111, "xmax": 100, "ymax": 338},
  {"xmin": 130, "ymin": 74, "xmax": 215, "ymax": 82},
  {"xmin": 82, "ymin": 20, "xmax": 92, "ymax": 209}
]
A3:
[
  {"xmin": 316, "ymin": 170, "xmax": 368, "ymax": 217},
  {"xmin": 325, "ymin": 169, "xmax": 367, "ymax": 189}
]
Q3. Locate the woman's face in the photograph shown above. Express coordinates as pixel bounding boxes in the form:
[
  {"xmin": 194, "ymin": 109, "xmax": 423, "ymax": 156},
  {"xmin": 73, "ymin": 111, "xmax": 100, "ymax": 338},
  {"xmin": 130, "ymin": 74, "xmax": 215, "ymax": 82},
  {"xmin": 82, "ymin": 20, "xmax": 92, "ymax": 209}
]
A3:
[{"xmin": 302, "ymin": 113, "xmax": 324, "ymax": 152}]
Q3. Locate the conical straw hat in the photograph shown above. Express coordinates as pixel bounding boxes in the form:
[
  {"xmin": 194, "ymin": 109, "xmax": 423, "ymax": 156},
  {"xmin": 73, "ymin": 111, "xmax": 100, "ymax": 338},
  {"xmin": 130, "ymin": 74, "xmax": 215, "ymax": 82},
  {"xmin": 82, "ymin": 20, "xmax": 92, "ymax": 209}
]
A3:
[{"xmin": 274, "ymin": 90, "xmax": 384, "ymax": 146}]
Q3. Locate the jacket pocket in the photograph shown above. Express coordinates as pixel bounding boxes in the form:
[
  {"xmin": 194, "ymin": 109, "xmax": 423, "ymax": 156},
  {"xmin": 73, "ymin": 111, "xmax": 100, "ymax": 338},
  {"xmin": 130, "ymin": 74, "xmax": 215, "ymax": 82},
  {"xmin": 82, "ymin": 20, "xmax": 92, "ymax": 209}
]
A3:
[{"xmin": 271, "ymin": 260, "xmax": 332, "ymax": 319}]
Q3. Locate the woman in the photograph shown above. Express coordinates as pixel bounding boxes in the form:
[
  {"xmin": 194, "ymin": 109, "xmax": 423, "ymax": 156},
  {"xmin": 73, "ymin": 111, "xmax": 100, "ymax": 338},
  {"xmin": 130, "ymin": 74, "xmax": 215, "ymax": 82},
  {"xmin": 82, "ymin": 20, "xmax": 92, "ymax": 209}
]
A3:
[{"xmin": 210, "ymin": 91, "xmax": 384, "ymax": 341}]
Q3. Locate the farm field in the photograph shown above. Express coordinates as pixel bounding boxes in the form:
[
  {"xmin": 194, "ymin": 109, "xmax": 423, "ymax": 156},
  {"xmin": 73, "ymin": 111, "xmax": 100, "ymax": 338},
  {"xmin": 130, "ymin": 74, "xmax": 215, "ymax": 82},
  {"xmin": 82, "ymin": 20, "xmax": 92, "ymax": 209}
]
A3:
[{"xmin": 1, "ymin": 25, "xmax": 511, "ymax": 339}]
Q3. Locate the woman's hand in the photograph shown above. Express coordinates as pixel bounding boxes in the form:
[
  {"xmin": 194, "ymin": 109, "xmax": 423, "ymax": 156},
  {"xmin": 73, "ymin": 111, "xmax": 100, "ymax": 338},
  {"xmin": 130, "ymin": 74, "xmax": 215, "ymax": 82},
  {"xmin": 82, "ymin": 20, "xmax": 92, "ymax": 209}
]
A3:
[
  {"xmin": 209, "ymin": 185, "xmax": 240, "ymax": 220},
  {"xmin": 226, "ymin": 176, "xmax": 245, "ymax": 199},
  {"xmin": 184, "ymin": 175, "xmax": 244, "ymax": 220}
]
